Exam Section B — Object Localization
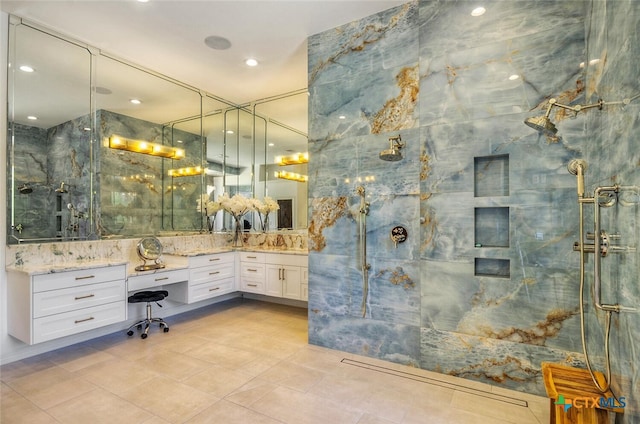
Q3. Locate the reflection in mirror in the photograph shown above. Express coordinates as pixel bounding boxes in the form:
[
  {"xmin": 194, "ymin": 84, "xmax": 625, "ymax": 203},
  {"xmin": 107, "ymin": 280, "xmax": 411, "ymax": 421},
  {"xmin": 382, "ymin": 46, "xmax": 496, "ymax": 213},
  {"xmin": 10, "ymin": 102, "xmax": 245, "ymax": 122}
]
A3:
[
  {"xmin": 95, "ymin": 54, "xmax": 203, "ymax": 238},
  {"xmin": 254, "ymin": 90, "xmax": 308, "ymax": 230},
  {"xmin": 8, "ymin": 21, "xmax": 92, "ymax": 243}
]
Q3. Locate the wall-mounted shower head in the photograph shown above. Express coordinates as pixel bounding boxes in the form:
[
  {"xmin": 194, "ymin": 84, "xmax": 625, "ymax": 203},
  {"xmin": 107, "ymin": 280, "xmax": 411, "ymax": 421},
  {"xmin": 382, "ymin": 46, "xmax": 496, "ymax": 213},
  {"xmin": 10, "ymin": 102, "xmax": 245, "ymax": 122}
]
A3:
[
  {"xmin": 567, "ymin": 159, "xmax": 588, "ymax": 197},
  {"xmin": 524, "ymin": 115, "xmax": 558, "ymax": 136},
  {"xmin": 55, "ymin": 182, "xmax": 68, "ymax": 193},
  {"xmin": 18, "ymin": 183, "xmax": 33, "ymax": 194},
  {"xmin": 379, "ymin": 135, "xmax": 404, "ymax": 161}
]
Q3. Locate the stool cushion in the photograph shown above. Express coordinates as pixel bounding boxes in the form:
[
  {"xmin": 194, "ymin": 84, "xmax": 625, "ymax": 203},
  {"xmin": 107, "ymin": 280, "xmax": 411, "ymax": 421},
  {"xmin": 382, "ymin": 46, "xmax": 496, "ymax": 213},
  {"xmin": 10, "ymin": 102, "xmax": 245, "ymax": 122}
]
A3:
[{"xmin": 128, "ymin": 290, "xmax": 168, "ymax": 303}]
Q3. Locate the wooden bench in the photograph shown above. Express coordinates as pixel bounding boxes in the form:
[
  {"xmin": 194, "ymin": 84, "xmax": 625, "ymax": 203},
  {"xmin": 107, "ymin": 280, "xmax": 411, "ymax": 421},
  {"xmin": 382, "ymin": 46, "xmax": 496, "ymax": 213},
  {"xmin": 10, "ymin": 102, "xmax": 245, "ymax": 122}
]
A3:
[{"xmin": 542, "ymin": 362, "xmax": 623, "ymax": 424}]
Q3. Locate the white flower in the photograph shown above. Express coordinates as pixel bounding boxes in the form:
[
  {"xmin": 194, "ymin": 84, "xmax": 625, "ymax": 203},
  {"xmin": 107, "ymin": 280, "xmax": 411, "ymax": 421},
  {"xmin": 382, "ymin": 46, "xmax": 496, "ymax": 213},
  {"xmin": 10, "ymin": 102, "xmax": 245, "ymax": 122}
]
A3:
[
  {"xmin": 219, "ymin": 193, "xmax": 254, "ymax": 217},
  {"xmin": 196, "ymin": 194, "xmax": 221, "ymax": 216},
  {"xmin": 263, "ymin": 196, "xmax": 280, "ymax": 213}
]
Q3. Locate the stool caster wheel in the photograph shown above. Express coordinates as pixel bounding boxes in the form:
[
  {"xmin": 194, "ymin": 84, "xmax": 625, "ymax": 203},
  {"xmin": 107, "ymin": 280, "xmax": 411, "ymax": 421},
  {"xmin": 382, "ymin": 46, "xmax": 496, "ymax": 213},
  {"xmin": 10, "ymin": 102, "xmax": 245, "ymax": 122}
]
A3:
[
  {"xmin": 141, "ymin": 333, "xmax": 148, "ymax": 339},
  {"xmin": 137, "ymin": 325, "xmax": 142, "ymax": 330},
  {"xmin": 163, "ymin": 327, "xmax": 169, "ymax": 333},
  {"xmin": 127, "ymin": 330, "xmax": 134, "ymax": 336}
]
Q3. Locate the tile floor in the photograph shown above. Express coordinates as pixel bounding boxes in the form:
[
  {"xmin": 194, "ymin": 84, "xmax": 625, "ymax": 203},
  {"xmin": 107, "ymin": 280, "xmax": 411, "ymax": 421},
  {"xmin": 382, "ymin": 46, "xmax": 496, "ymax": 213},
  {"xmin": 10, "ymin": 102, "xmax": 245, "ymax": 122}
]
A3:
[{"xmin": 1, "ymin": 299, "xmax": 551, "ymax": 424}]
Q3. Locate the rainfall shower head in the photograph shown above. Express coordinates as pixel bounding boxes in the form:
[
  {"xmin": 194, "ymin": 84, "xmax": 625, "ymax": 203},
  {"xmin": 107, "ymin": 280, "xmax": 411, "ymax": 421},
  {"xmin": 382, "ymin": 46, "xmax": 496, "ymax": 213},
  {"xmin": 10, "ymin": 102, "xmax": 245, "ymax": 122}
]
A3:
[
  {"xmin": 18, "ymin": 183, "xmax": 33, "ymax": 194},
  {"xmin": 379, "ymin": 135, "xmax": 404, "ymax": 161},
  {"xmin": 524, "ymin": 115, "xmax": 558, "ymax": 136}
]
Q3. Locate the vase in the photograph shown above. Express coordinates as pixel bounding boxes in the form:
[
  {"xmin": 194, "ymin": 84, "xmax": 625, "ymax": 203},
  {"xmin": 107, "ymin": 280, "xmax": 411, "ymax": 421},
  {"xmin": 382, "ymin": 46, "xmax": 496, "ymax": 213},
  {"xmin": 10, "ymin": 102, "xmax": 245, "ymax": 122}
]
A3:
[
  {"xmin": 207, "ymin": 215, "xmax": 216, "ymax": 233},
  {"xmin": 262, "ymin": 214, "xmax": 269, "ymax": 232},
  {"xmin": 233, "ymin": 216, "xmax": 244, "ymax": 247}
]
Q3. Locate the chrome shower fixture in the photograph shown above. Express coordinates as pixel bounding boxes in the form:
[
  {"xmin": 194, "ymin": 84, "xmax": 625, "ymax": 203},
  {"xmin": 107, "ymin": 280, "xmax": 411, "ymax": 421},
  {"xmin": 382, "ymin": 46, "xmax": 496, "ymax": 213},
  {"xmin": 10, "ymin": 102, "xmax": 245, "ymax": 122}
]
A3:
[
  {"xmin": 567, "ymin": 159, "xmax": 587, "ymax": 197},
  {"xmin": 379, "ymin": 135, "xmax": 404, "ymax": 161},
  {"xmin": 55, "ymin": 182, "xmax": 69, "ymax": 193},
  {"xmin": 524, "ymin": 93, "xmax": 640, "ymax": 136},
  {"xmin": 18, "ymin": 183, "xmax": 33, "ymax": 194}
]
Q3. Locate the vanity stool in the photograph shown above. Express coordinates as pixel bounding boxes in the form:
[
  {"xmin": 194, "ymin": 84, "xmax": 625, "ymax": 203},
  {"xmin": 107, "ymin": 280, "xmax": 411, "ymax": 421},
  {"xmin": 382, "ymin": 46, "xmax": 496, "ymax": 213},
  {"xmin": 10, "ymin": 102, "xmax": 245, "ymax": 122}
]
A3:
[{"xmin": 126, "ymin": 290, "xmax": 170, "ymax": 339}]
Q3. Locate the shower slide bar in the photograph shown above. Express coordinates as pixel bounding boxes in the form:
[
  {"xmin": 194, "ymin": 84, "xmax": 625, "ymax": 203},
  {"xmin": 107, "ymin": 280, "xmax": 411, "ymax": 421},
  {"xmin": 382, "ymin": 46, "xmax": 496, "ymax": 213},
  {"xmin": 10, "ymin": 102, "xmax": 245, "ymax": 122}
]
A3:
[
  {"xmin": 569, "ymin": 159, "xmax": 638, "ymax": 396},
  {"xmin": 356, "ymin": 186, "xmax": 371, "ymax": 318}
]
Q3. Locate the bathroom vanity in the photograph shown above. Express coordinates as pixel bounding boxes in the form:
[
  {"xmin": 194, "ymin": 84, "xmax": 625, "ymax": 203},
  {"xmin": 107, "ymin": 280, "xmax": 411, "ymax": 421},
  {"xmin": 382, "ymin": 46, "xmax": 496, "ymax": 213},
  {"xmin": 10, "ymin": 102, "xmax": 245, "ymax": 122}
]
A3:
[{"xmin": 5, "ymin": 247, "xmax": 307, "ymax": 346}]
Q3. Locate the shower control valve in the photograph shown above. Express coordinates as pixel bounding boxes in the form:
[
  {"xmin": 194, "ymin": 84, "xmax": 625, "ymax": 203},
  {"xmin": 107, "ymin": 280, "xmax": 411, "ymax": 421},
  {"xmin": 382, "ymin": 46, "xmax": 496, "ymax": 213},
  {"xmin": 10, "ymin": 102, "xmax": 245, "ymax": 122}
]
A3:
[{"xmin": 391, "ymin": 226, "xmax": 408, "ymax": 248}]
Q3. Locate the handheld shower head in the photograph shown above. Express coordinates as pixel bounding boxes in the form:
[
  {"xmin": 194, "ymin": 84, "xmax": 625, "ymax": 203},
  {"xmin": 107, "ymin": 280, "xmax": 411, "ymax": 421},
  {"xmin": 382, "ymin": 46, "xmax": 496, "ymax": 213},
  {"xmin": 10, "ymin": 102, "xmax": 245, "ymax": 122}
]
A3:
[
  {"xmin": 379, "ymin": 135, "xmax": 404, "ymax": 161},
  {"xmin": 567, "ymin": 159, "xmax": 588, "ymax": 197}
]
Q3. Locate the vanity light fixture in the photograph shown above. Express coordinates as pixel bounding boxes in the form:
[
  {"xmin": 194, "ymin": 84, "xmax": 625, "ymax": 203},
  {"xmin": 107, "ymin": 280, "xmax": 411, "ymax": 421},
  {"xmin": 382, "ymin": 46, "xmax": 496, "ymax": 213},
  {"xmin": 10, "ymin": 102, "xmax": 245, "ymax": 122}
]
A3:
[
  {"xmin": 109, "ymin": 135, "xmax": 185, "ymax": 159},
  {"xmin": 167, "ymin": 166, "xmax": 204, "ymax": 177},
  {"xmin": 274, "ymin": 170, "xmax": 308, "ymax": 183},
  {"xmin": 275, "ymin": 152, "xmax": 309, "ymax": 166}
]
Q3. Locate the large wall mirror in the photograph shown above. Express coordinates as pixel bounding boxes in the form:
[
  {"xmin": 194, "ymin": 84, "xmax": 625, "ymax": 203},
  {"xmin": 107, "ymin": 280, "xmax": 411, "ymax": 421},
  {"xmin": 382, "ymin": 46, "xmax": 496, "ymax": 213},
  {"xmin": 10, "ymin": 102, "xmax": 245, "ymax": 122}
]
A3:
[{"xmin": 6, "ymin": 17, "xmax": 308, "ymax": 244}]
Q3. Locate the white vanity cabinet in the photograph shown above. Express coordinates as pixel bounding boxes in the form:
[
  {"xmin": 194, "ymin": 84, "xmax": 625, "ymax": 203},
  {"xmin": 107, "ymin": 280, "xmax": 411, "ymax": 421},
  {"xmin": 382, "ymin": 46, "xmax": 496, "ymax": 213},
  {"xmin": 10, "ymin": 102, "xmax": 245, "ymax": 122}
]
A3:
[
  {"xmin": 7, "ymin": 265, "xmax": 127, "ymax": 345},
  {"xmin": 186, "ymin": 252, "xmax": 235, "ymax": 303},
  {"xmin": 264, "ymin": 253, "xmax": 308, "ymax": 300},
  {"xmin": 239, "ymin": 251, "xmax": 266, "ymax": 294}
]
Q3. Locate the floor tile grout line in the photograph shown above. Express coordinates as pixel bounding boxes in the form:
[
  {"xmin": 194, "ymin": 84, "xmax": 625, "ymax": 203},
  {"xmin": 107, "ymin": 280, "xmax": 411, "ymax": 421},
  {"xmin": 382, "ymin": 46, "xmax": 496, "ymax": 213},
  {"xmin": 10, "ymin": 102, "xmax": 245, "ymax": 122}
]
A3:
[{"xmin": 341, "ymin": 358, "xmax": 529, "ymax": 408}]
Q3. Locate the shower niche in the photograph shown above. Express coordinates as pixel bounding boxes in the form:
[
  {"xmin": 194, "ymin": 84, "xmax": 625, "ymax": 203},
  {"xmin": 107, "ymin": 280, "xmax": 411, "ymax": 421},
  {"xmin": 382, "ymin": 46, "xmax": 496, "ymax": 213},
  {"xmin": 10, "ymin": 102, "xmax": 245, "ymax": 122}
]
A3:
[{"xmin": 473, "ymin": 154, "xmax": 510, "ymax": 278}]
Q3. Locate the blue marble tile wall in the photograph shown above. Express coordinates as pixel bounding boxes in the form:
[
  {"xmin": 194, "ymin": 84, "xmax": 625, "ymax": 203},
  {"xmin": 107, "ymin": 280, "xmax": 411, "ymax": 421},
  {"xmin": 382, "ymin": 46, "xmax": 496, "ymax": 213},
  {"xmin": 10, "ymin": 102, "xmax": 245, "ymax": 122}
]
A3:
[
  {"xmin": 308, "ymin": 0, "xmax": 639, "ymax": 419},
  {"xmin": 97, "ymin": 110, "xmax": 203, "ymax": 237},
  {"xmin": 9, "ymin": 116, "xmax": 92, "ymax": 242}
]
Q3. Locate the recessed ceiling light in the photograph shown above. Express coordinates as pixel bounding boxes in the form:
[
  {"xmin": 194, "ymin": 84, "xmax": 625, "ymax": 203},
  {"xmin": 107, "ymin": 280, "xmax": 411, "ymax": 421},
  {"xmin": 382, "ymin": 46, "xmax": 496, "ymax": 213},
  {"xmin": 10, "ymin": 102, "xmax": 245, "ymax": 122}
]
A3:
[
  {"xmin": 338, "ymin": 115, "xmax": 346, "ymax": 119},
  {"xmin": 471, "ymin": 7, "xmax": 486, "ymax": 16},
  {"xmin": 245, "ymin": 58, "xmax": 258, "ymax": 67},
  {"xmin": 268, "ymin": 143, "xmax": 275, "ymax": 147},
  {"xmin": 27, "ymin": 115, "xmax": 37, "ymax": 120},
  {"xmin": 508, "ymin": 74, "xmax": 520, "ymax": 81},
  {"xmin": 137, "ymin": 0, "xmax": 149, "ymax": 3},
  {"xmin": 130, "ymin": 99, "xmax": 142, "ymax": 105},
  {"xmin": 204, "ymin": 35, "xmax": 232, "ymax": 50},
  {"xmin": 19, "ymin": 65, "xmax": 34, "ymax": 72}
]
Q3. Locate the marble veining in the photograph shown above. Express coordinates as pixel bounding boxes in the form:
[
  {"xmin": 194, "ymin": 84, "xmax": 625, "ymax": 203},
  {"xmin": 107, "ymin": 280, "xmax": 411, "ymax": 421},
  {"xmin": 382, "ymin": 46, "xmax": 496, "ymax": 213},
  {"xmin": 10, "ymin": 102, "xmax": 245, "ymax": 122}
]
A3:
[{"xmin": 308, "ymin": 2, "xmax": 640, "ymax": 420}]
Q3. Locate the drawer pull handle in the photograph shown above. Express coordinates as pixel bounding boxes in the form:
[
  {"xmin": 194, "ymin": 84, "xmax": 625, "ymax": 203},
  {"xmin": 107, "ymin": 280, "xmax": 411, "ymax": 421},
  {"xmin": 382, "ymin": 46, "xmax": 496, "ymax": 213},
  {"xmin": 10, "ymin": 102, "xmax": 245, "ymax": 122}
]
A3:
[
  {"xmin": 74, "ymin": 294, "xmax": 95, "ymax": 300},
  {"xmin": 74, "ymin": 317, "xmax": 95, "ymax": 324},
  {"xmin": 209, "ymin": 271, "xmax": 220, "ymax": 275},
  {"xmin": 155, "ymin": 277, "xmax": 169, "ymax": 281},
  {"xmin": 75, "ymin": 275, "xmax": 95, "ymax": 280},
  {"xmin": 209, "ymin": 258, "xmax": 220, "ymax": 261},
  {"xmin": 209, "ymin": 287, "xmax": 220, "ymax": 292},
  {"xmin": 247, "ymin": 255, "xmax": 257, "ymax": 259},
  {"xmin": 248, "ymin": 283, "xmax": 258, "ymax": 287},
  {"xmin": 247, "ymin": 268, "xmax": 257, "ymax": 272}
]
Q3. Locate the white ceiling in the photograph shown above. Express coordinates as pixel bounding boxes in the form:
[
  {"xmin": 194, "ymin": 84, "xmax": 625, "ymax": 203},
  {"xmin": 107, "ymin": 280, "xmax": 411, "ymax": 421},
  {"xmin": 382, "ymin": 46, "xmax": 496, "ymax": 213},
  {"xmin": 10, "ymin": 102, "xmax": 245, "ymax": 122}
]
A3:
[{"xmin": 1, "ymin": 0, "xmax": 406, "ymax": 105}]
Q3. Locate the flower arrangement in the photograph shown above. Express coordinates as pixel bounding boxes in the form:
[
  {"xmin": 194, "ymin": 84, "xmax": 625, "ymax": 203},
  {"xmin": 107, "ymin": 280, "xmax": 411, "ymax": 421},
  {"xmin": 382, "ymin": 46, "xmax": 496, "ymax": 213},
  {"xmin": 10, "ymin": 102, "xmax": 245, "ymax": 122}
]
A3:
[
  {"xmin": 196, "ymin": 194, "xmax": 221, "ymax": 232},
  {"xmin": 252, "ymin": 196, "xmax": 279, "ymax": 232}
]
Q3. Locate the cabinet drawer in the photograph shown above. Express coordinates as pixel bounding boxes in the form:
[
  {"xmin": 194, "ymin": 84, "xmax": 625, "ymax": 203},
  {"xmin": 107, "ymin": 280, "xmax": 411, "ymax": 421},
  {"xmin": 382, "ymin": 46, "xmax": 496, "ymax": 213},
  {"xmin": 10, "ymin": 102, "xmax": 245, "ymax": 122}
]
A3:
[
  {"xmin": 33, "ymin": 280, "xmax": 126, "ymax": 318},
  {"xmin": 264, "ymin": 253, "xmax": 307, "ymax": 267},
  {"xmin": 190, "ymin": 263, "xmax": 234, "ymax": 286},
  {"xmin": 33, "ymin": 301, "xmax": 126, "ymax": 344},
  {"xmin": 188, "ymin": 277, "xmax": 235, "ymax": 303},
  {"xmin": 240, "ymin": 278, "xmax": 264, "ymax": 294},
  {"xmin": 189, "ymin": 253, "xmax": 234, "ymax": 268},
  {"xmin": 239, "ymin": 252, "xmax": 265, "ymax": 263},
  {"xmin": 241, "ymin": 263, "xmax": 265, "ymax": 278},
  {"xmin": 33, "ymin": 265, "xmax": 126, "ymax": 293},
  {"xmin": 128, "ymin": 268, "xmax": 188, "ymax": 292}
]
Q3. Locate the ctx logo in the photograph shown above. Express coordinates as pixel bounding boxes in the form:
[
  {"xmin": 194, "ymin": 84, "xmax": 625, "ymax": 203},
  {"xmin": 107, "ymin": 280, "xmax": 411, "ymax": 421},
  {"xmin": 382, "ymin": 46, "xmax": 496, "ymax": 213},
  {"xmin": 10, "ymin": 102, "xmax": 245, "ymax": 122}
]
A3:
[{"xmin": 555, "ymin": 394, "xmax": 626, "ymax": 412}]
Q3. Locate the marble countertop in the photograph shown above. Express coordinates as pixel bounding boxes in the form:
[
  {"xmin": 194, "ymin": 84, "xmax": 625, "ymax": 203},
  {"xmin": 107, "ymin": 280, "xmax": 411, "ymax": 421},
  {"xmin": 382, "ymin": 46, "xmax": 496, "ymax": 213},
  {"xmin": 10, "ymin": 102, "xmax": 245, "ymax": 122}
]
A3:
[
  {"xmin": 6, "ymin": 260, "xmax": 129, "ymax": 277},
  {"xmin": 5, "ymin": 248, "xmax": 308, "ymax": 277}
]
